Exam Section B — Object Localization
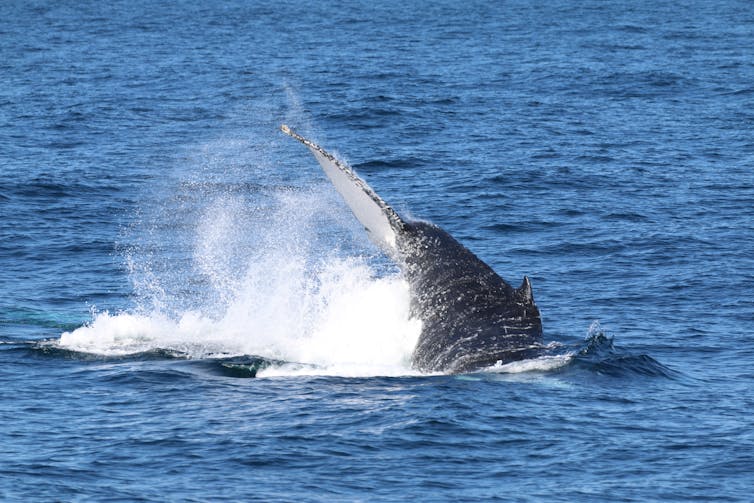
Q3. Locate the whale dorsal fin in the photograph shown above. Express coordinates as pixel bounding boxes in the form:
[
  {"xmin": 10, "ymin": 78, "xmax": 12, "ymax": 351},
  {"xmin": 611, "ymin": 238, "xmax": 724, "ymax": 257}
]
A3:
[
  {"xmin": 282, "ymin": 125, "xmax": 405, "ymax": 255},
  {"xmin": 518, "ymin": 276, "xmax": 534, "ymax": 303}
]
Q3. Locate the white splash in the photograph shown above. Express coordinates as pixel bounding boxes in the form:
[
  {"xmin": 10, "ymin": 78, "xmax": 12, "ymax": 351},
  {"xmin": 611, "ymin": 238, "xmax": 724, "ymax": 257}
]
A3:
[
  {"xmin": 59, "ymin": 174, "xmax": 422, "ymax": 376},
  {"xmin": 486, "ymin": 354, "xmax": 573, "ymax": 374},
  {"xmin": 59, "ymin": 260, "xmax": 421, "ymax": 377}
]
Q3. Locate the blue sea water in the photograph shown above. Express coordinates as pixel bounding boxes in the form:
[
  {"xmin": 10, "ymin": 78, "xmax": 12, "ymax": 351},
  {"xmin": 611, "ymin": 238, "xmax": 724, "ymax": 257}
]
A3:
[{"xmin": 2, "ymin": 0, "xmax": 754, "ymax": 500}]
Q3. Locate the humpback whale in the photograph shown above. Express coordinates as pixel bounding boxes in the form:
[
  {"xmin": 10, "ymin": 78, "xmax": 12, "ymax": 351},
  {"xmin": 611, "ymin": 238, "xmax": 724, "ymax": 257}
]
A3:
[{"xmin": 282, "ymin": 125, "xmax": 544, "ymax": 373}]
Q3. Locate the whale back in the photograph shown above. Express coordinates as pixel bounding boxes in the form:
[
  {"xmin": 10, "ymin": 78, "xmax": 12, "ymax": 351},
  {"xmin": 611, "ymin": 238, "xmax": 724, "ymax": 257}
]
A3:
[{"xmin": 397, "ymin": 221, "xmax": 543, "ymax": 373}]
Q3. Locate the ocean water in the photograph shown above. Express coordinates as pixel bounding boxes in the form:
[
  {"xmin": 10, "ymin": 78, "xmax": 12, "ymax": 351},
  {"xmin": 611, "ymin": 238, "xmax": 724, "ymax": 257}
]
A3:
[{"xmin": 2, "ymin": 0, "xmax": 754, "ymax": 500}]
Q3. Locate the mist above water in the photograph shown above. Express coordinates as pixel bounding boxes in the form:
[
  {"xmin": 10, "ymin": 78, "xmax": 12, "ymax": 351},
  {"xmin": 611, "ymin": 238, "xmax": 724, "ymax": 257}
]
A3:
[{"xmin": 59, "ymin": 130, "xmax": 423, "ymax": 376}]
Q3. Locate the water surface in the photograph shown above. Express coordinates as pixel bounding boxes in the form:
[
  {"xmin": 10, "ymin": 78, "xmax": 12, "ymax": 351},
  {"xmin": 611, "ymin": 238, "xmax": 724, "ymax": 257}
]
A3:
[{"xmin": 2, "ymin": 0, "xmax": 753, "ymax": 500}]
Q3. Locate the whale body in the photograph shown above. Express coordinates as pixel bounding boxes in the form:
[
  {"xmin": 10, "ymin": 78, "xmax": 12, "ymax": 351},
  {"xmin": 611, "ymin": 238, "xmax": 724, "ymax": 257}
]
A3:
[{"xmin": 282, "ymin": 125, "xmax": 544, "ymax": 373}]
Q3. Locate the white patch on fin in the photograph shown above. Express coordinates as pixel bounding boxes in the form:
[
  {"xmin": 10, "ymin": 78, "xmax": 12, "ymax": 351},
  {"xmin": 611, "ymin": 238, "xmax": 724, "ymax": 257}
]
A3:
[{"xmin": 281, "ymin": 125, "xmax": 404, "ymax": 255}]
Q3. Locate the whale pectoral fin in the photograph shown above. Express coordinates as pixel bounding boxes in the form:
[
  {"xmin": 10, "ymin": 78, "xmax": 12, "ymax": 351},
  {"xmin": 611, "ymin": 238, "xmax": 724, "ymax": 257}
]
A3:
[
  {"xmin": 282, "ymin": 125, "xmax": 405, "ymax": 256},
  {"xmin": 518, "ymin": 276, "xmax": 534, "ymax": 303}
]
